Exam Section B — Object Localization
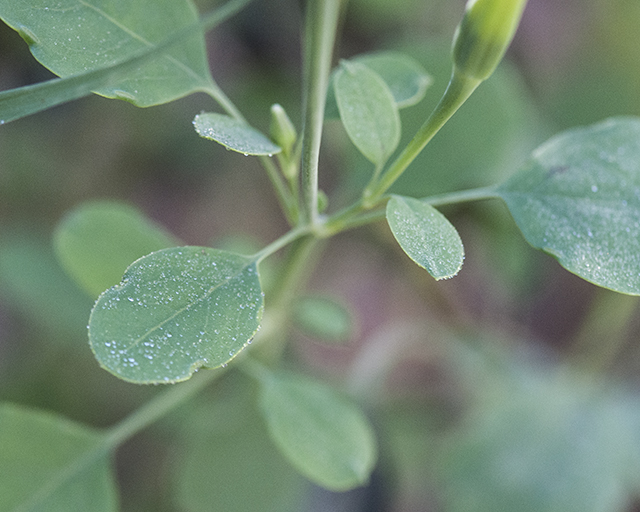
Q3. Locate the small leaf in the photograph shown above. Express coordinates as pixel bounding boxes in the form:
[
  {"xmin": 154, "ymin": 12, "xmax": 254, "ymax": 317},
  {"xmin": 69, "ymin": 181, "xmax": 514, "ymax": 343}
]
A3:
[
  {"xmin": 54, "ymin": 201, "xmax": 179, "ymax": 298},
  {"xmin": 334, "ymin": 61, "xmax": 401, "ymax": 166},
  {"xmin": 89, "ymin": 247, "xmax": 264, "ymax": 384},
  {"xmin": 258, "ymin": 370, "xmax": 377, "ymax": 491},
  {"xmin": 292, "ymin": 295, "xmax": 353, "ymax": 343},
  {"xmin": 194, "ymin": 113, "xmax": 282, "ymax": 156},
  {"xmin": 325, "ymin": 51, "xmax": 432, "ymax": 118},
  {"xmin": 356, "ymin": 52, "xmax": 432, "ymax": 108},
  {"xmin": 0, "ymin": 0, "xmax": 212, "ymax": 107},
  {"xmin": 386, "ymin": 195, "xmax": 464, "ymax": 280},
  {"xmin": 498, "ymin": 117, "xmax": 640, "ymax": 295},
  {"xmin": 0, "ymin": 403, "xmax": 117, "ymax": 512}
]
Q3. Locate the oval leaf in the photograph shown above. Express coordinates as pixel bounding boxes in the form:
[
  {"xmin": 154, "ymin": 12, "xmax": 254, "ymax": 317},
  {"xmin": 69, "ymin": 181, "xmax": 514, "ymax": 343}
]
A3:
[
  {"xmin": 89, "ymin": 247, "xmax": 264, "ymax": 384},
  {"xmin": 194, "ymin": 113, "xmax": 281, "ymax": 156},
  {"xmin": 258, "ymin": 371, "xmax": 377, "ymax": 491},
  {"xmin": 54, "ymin": 201, "xmax": 179, "ymax": 298},
  {"xmin": 0, "ymin": 403, "xmax": 117, "ymax": 512},
  {"xmin": 292, "ymin": 295, "xmax": 353, "ymax": 343},
  {"xmin": 334, "ymin": 61, "xmax": 401, "ymax": 166},
  {"xmin": 498, "ymin": 117, "xmax": 640, "ymax": 295},
  {"xmin": 0, "ymin": 0, "xmax": 211, "ymax": 107},
  {"xmin": 386, "ymin": 195, "xmax": 464, "ymax": 280}
]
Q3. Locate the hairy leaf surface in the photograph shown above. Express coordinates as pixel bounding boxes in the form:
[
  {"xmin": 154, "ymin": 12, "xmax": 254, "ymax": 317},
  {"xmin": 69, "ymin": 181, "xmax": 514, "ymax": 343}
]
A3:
[
  {"xmin": 89, "ymin": 247, "xmax": 263, "ymax": 384},
  {"xmin": 498, "ymin": 117, "xmax": 640, "ymax": 294},
  {"xmin": 193, "ymin": 113, "xmax": 281, "ymax": 155}
]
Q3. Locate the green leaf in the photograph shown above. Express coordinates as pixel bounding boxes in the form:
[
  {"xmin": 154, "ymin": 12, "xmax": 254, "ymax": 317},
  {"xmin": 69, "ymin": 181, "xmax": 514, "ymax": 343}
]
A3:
[
  {"xmin": 498, "ymin": 117, "xmax": 640, "ymax": 295},
  {"xmin": 0, "ymin": 403, "xmax": 117, "ymax": 512},
  {"xmin": 386, "ymin": 195, "xmax": 464, "ymax": 280},
  {"xmin": 0, "ymin": 0, "xmax": 211, "ymax": 107},
  {"xmin": 193, "ymin": 113, "xmax": 282, "ymax": 156},
  {"xmin": 89, "ymin": 247, "xmax": 264, "ymax": 384},
  {"xmin": 175, "ymin": 376, "xmax": 306, "ymax": 512},
  {"xmin": 326, "ymin": 51, "xmax": 432, "ymax": 118},
  {"xmin": 0, "ymin": 0, "xmax": 250, "ymax": 123},
  {"xmin": 54, "ymin": 201, "xmax": 179, "ymax": 298},
  {"xmin": 334, "ymin": 60, "xmax": 401, "ymax": 166},
  {"xmin": 258, "ymin": 370, "xmax": 377, "ymax": 491},
  {"xmin": 0, "ymin": 230, "xmax": 94, "ymax": 341},
  {"xmin": 292, "ymin": 295, "xmax": 353, "ymax": 343}
]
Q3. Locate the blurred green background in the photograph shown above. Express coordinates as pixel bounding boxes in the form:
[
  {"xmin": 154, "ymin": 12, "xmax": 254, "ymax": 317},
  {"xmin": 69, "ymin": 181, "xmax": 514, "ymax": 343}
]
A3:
[{"xmin": 2, "ymin": 0, "xmax": 640, "ymax": 511}]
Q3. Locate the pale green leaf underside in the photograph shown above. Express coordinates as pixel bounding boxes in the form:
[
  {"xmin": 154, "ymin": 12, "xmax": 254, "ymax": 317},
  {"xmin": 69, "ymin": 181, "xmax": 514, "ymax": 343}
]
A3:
[
  {"xmin": 54, "ymin": 201, "xmax": 179, "ymax": 298},
  {"xmin": 498, "ymin": 117, "xmax": 640, "ymax": 295},
  {"xmin": 0, "ymin": 0, "xmax": 211, "ymax": 107},
  {"xmin": 387, "ymin": 195, "xmax": 464, "ymax": 280},
  {"xmin": 334, "ymin": 60, "xmax": 401, "ymax": 166},
  {"xmin": 89, "ymin": 247, "xmax": 264, "ymax": 384},
  {"xmin": 193, "ymin": 113, "xmax": 282, "ymax": 155},
  {"xmin": 326, "ymin": 51, "xmax": 431, "ymax": 118},
  {"xmin": 0, "ymin": 403, "xmax": 117, "ymax": 512},
  {"xmin": 259, "ymin": 371, "xmax": 378, "ymax": 491}
]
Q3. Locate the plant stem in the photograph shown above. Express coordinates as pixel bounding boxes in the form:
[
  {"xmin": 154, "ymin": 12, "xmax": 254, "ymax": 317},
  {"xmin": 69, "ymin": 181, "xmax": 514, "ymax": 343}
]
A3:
[
  {"xmin": 253, "ymin": 225, "xmax": 312, "ymax": 262},
  {"xmin": 103, "ymin": 370, "xmax": 221, "ymax": 448},
  {"xmin": 300, "ymin": 0, "xmax": 342, "ymax": 226},
  {"xmin": 363, "ymin": 70, "xmax": 481, "ymax": 207}
]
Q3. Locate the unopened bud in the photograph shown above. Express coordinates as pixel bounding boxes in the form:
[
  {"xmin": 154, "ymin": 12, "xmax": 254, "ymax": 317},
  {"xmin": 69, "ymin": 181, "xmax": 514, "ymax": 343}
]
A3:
[
  {"xmin": 452, "ymin": 0, "xmax": 527, "ymax": 82},
  {"xmin": 270, "ymin": 104, "xmax": 297, "ymax": 158}
]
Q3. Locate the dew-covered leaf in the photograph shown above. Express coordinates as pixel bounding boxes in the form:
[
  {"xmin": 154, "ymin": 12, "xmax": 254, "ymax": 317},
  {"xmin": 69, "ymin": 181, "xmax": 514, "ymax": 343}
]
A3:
[
  {"xmin": 292, "ymin": 295, "xmax": 353, "ymax": 343},
  {"xmin": 334, "ymin": 60, "xmax": 400, "ymax": 166},
  {"xmin": 54, "ymin": 201, "xmax": 179, "ymax": 298},
  {"xmin": 258, "ymin": 370, "xmax": 377, "ymax": 491},
  {"xmin": 193, "ymin": 113, "xmax": 282, "ymax": 156},
  {"xmin": 89, "ymin": 247, "xmax": 263, "ymax": 384},
  {"xmin": 0, "ymin": 0, "xmax": 212, "ymax": 107},
  {"xmin": 0, "ymin": 403, "xmax": 117, "ymax": 512},
  {"xmin": 326, "ymin": 51, "xmax": 432, "ymax": 118},
  {"xmin": 498, "ymin": 117, "xmax": 640, "ymax": 295},
  {"xmin": 386, "ymin": 195, "xmax": 464, "ymax": 280}
]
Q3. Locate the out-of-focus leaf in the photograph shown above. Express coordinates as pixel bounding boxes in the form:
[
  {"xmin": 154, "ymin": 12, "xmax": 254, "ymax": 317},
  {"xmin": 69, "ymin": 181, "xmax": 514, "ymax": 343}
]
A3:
[
  {"xmin": 386, "ymin": 195, "xmax": 464, "ymax": 280},
  {"xmin": 0, "ymin": 403, "xmax": 117, "ymax": 512},
  {"xmin": 334, "ymin": 60, "xmax": 400, "ymax": 166},
  {"xmin": 292, "ymin": 295, "xmax": 353, "ymax": 343},
  {"xmin": 54, "ymin": 201, "xmax": 178, "ymax": 298},
  {"xmin": 193, "ymin": 113, "xmax": 281, "ymax": 155},
  {"xmin": 0, "ymin": 230, "xmax": 93, "ymax": 340},
  {"xmin": 258, "ymin": 370, "xmax": 377, "ymax": 491},
  {"xmin": 89, "ymin": 247, "xmax": 263, "ymax": 384},
  {"xmin": 498, "ymin": 117, "xmax": 640, "ymax": 295},
  {"xmin": 175, "ymin": 376, "xmax": 306, "ymax": 512}
]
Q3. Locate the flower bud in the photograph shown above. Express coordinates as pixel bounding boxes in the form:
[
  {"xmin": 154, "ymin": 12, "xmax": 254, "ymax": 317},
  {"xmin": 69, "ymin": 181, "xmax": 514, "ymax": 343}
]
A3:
[
  {"xmin": 452, "ymin": 0, "xmax": 527, "ymax": 81},
  {"xmin": 270, "ymin": 103, "xmax": 297, "ymax": 158}
]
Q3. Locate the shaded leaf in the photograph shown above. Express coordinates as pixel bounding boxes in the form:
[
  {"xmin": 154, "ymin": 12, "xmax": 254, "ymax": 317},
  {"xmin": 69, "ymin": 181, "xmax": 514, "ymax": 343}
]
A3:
[
  {"xmin": 89, "ymin": 247, "xmax": 263, "ymax": 384},
  {"xmin": 54, "ymin": 201, "xmax": 179, "ymax": 298},
  {"xmin": 334, "ymin": 60, "xmax": 400, "ymax": 166},
  {"xmin": 193, "ymin": 113, "xmax": 281, "ymax": 155},
  {"xmin": 498, "ymin": 117, "xmax": 640, "ymax": 295},
  {"xmin": 0, "ymin": 0, "xmax": 211, "ymax": 107},
  {"xmin": 326, "ymin": 51, "xmax": 432, "ymax": 118},
  {"xmin": 258, "ymin": 370, "xmax": 377, "ymax": 491},
  {"xmin": 0, "ymin": 403, "xmax": 117, "ymax": 512},
  {"xmin": 175, "ymin": 376, "xmax": 306, "ymax": 512},
  {"xmin": 386, "ymin": 195, "xmax": 464, "ymax": 280},
  {"xmin": 292, "ymin": 295, "xmax": 353, "ymax": 343}
]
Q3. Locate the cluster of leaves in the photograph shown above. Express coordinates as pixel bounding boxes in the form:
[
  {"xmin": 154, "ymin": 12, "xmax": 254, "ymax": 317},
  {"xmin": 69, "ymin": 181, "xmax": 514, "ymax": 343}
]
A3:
[{"xmin": 2, "ymin": 0, "xmax": 640, "ymax": 510}]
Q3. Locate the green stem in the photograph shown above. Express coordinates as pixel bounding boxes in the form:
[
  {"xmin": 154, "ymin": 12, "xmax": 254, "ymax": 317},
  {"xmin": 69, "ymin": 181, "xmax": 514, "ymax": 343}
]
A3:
[
  {"xmin": 300, "ymin": 0, "xmax": 342, "ymax": 226},
  {"xmin": 103, "ymin": 370, "xmax": 220, "ymax": 448},
  {"xmin": 252, "ymin": 225, "xmax": 312, "ymax": 262},
  {"xmin": 363, "ymin": 70, "xmax": 481, "ymax": 207}
]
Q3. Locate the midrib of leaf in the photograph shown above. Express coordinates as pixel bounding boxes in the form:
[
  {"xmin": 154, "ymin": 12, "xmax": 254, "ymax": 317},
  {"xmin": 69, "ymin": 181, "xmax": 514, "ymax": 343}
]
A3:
[
  {"xmin": 76, "ymin": 0, "xmax": 209, "ymax": 85},
  {"xmin": 124, "ymin": 258, "xmax": 255, "ymax": 351}
]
